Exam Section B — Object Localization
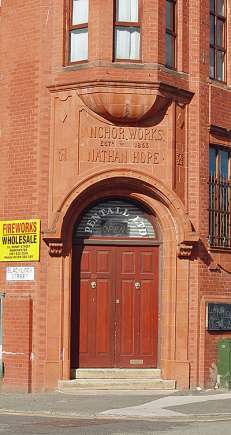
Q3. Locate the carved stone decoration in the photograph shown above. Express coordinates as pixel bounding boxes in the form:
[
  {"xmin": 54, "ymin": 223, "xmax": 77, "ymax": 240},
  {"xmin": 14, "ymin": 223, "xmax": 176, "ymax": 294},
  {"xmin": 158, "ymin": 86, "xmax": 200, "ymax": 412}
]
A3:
[
  {"xmin": 78, "ymin": 89, "xmax": 169, "ymax": 123},
  {"xmin": 175, "ymin": 103, "xmax": 186, "ymax": 203},
  {"xmin": 50, "ymin": 93, "xmax": 78, "ymax": 216},
  {"xmin": 76, "ymin": 81, "xmax": 193, "ymax": 123},
  {"xmin": 44, "ymin": 238, "xmax": 64, "ymax": 257},
  {"xmin": 177, "ymin": 242, "xmax": 195, "ymax": 259}
]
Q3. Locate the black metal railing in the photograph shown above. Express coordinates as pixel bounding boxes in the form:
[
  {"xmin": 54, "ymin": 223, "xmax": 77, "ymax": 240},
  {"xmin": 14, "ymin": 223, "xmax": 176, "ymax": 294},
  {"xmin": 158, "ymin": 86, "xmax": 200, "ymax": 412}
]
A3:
[{"xmin": 209, "ymin": 175, "xmax": 231, "ymax": 248}]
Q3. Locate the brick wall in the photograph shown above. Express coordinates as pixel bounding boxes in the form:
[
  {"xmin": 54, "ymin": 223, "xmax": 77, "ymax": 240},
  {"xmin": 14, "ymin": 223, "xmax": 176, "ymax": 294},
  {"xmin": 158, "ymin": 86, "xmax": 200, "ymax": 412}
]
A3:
[
  {"xmin": 3, "ymin": 296, "xmax": 32, "ymax": 392},
  {"xmin": 0, "ymin": 0, "xmax": 51, "ymax": 391}
]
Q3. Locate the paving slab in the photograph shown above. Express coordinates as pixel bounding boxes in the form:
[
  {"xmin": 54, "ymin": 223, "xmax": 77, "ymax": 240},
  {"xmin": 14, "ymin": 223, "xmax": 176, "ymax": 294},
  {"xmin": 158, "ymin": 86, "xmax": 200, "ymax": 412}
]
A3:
[
  {"xmin": 167, "ymin": 398, "xmax": 231, "ymax": 415},
  {"xmin": 0, "ymin": 391, "xmax": 174, "ymax": 417},
  {"xmin": 0, "ymin": 389, "xmax": 231, "ymax": 422},
  {"xmin": 100, "ymin": 391, "xmax": 231, "ymax": 419}
]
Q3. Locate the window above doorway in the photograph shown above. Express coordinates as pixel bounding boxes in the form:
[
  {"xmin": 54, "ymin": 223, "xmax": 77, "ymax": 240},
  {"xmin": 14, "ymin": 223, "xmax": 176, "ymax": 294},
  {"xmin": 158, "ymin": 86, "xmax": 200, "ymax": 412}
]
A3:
[{"xmin": 73, "ymin": 199, "xmax": 159, "ymax": 242}]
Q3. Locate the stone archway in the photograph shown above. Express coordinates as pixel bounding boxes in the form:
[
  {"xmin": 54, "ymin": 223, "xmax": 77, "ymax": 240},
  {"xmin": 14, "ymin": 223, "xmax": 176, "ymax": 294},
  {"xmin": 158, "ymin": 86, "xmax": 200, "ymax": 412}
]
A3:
[{"xmin": 43, "ymin": 170, "xmax": 198, "ymax": 390}]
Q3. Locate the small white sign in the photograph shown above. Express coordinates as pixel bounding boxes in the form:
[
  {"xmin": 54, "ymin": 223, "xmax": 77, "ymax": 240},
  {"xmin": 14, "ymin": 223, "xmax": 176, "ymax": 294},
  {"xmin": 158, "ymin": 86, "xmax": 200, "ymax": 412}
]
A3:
[{"xmin": 6, "ymin": 266, "xmax": 35, "ymax": 281}]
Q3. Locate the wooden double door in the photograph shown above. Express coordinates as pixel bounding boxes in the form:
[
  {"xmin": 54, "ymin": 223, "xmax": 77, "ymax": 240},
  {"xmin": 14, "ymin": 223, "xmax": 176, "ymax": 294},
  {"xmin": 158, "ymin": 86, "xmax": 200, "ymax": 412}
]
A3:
[{"xmin": 71, "ymin": 245, "xmax": 158, "ymax": 368}]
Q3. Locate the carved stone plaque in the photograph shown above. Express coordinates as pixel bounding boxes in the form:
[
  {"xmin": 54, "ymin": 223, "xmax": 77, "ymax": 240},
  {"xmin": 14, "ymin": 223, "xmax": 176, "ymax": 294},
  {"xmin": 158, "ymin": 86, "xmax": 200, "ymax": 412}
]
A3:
[
  {"xmin": 50, "ymin": 91, "xmax": 172, "ymax": 218},
  {"xmin": 78, "ymin": 109, "xmax": 169, "ymax": 180}
]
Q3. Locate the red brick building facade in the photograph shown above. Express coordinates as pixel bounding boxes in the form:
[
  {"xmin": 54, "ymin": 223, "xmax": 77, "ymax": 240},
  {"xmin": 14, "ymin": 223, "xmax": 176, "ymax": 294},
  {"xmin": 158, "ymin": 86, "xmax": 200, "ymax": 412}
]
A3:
[{"xmin": 0, "ymin": 0, "xmax": 231, "ymax": 392}]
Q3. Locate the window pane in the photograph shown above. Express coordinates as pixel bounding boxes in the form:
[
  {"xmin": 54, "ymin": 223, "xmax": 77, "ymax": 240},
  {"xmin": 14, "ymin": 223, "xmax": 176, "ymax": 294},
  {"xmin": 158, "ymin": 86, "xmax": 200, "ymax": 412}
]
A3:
[
  {"xmin": 217, "ymin": 19, "xmax": 225, "ymax": 48},
  {"xmin": 72, "ymin": 0, "xmax": 89, "ymax": 25},
  {"xmin": 210, "ymin": 47, "xmax": 215, "ymax": 77},
  {"xmin": 130, "ymin": 29, "xmax": 140, "ymax": 58},
  {"xmin": 166, "ymin": 0, "xmax": 171, "ymax": 29},
  {"xmin": 210, "ymin": 0, "xmax": 215, "ymax": 12},
  {"xmin": 209, "ymin": 148, "xmax": 216, "ymax": 175},
  {"xmin": 115, "ymin": 27, "xmax": 140, "ymax": 59},
  {"xmin": 166, "ymin": 0, "xmax": 174, "ymax": 31},
  {"xmin": 166, "ymin": 33, "xmax": 175, "ymax": 67},
  {"xmin": 210, "ymin": 15, "xmax": 215, "ymax": 45},
  {"xmin": 117, "ymin": 0, "xmax": 139, "ymax": 22},
  {"xmin": 217, "ymin": 50, "xmax": 225, "ymax": 80},
  {"xmin": 219, "ymin": 150, "xmax": 229, "ymax": 178},
  {"xmin": 115, "ymin": 28, "xmax": 130, "ymax": 58},
  {"xmin": 70, "ymin": 28, "xmax": 88, "ymax": 61},
  {"xmin": 217, "ymin": 0, "xmax": 225, "ymax": 16}
]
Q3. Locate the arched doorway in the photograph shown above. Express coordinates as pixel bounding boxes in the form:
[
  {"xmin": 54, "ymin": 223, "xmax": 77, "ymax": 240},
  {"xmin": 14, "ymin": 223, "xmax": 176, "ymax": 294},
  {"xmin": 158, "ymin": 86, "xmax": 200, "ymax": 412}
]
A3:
[{"xmin": 71, "ymin": 198, "xmax": 160, "ymax": 371}]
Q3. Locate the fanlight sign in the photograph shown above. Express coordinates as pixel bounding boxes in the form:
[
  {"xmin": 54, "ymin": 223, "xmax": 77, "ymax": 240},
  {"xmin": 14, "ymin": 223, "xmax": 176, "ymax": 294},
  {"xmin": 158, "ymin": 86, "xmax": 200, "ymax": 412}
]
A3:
[{"xmin": 73, "ymin": 200, "xmax": 158, "ymax": 240}]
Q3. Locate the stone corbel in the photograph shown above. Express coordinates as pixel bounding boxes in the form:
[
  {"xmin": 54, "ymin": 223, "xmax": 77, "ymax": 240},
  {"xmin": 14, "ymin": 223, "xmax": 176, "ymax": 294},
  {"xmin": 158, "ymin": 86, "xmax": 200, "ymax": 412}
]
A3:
[
  {"xmin": 43, "ymin": 238, "xmax": 64, "ymax": 257},
  {"xmin": 208, "ymin": 261, "xmax": 221, "ymax": 272}
]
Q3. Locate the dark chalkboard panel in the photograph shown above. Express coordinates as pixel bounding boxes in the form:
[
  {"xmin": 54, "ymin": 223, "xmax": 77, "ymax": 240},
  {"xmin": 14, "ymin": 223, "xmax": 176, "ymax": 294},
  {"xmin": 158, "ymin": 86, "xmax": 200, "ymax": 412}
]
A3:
[{"xmin": 208, "ymin": 303, "xmax": 231, "ymax": 331}]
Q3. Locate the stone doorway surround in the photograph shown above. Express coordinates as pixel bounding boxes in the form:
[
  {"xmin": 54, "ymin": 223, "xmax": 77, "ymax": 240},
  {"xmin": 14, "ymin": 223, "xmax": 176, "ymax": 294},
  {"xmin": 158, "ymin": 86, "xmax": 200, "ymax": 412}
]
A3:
[{"xmin": 43, "ymin": 170, "xmax": 198, "ymax": 391}]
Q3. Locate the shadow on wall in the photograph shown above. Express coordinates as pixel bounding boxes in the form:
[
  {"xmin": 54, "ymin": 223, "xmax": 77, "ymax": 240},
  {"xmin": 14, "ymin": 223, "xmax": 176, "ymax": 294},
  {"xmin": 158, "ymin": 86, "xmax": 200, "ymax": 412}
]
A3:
[{"xmin": 191, "ymin": 239, "xmax": 222, "ymax": 273}]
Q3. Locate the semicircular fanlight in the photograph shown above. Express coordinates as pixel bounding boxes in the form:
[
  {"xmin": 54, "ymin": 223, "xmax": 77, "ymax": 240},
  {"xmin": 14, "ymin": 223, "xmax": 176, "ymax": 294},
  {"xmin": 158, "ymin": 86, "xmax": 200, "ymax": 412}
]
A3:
[{"xmin": 73, "ymin": 199, "xmax": 159, "ymax": 241}]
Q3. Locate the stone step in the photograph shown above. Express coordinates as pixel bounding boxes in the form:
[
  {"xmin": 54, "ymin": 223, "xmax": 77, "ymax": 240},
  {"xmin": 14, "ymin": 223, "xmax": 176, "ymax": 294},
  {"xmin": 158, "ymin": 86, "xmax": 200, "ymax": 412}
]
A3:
[
  {"xmin": 59, "ymin": 378, "xmax": 176, "ymax": 391},
  {"xmin": 71, "ymin": 368, "xmax": 161, "ymax": 379}
]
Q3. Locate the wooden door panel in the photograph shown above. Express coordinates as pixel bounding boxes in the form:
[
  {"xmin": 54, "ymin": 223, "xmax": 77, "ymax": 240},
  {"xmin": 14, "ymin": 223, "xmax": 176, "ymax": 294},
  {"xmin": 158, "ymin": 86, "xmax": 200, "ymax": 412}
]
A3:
[
  {"xmin": 120, "ymin": 251, "xmax": 136, "ymax": 273},
  {"xmin": 115, "ymin": 246, "xmax": 158, "ymax": 368},
  {"xmin": 81, "ymin": 250, "xmax": 93, "ymax": 273},
  {"xmin": 139, "ymin": 279, "xmax": 155, "ymax": 356},
  {"xmin": 74, "ymin": 246, "xmax": 115, "ymax": 368},
  {"xmin": 115, "ymin": 247, "xmax": 137, "ymax": 367},
  {"xmin": 140, "ymin": 251, "xmax": 154, "ymax": 274},
  {"xmin": 96, "ymin": 250, "xmax": 110, "ymax": 273},
  {"xmin": 119, "ymin": 280, "xmax": 135, "ymax": 355},
  {"xmin": 79, "ymin": 279, "xmax": 91, "ymax": 354},
  {"xmin": 96, "ymin": 279, "xmax": 113, "ymax": 355}
]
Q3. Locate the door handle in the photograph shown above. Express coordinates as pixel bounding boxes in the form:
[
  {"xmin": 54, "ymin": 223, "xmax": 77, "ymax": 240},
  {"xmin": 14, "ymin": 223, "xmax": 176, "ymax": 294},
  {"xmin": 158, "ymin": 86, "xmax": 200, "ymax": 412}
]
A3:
[
  {"xmin": 135, "ymin": 282, "xmax": 141, "ymax": 289},
  {"xmin": 91, "ymin": 281, "xmax": 97, "ymax": 289}
]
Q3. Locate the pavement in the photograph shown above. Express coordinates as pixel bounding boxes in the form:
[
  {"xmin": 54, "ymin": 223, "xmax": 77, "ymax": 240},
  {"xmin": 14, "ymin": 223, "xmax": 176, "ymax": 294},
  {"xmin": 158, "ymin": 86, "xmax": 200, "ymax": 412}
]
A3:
[{"xmin": 0, "ymin": 388, "xmax": 231, "ymax": 423}]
